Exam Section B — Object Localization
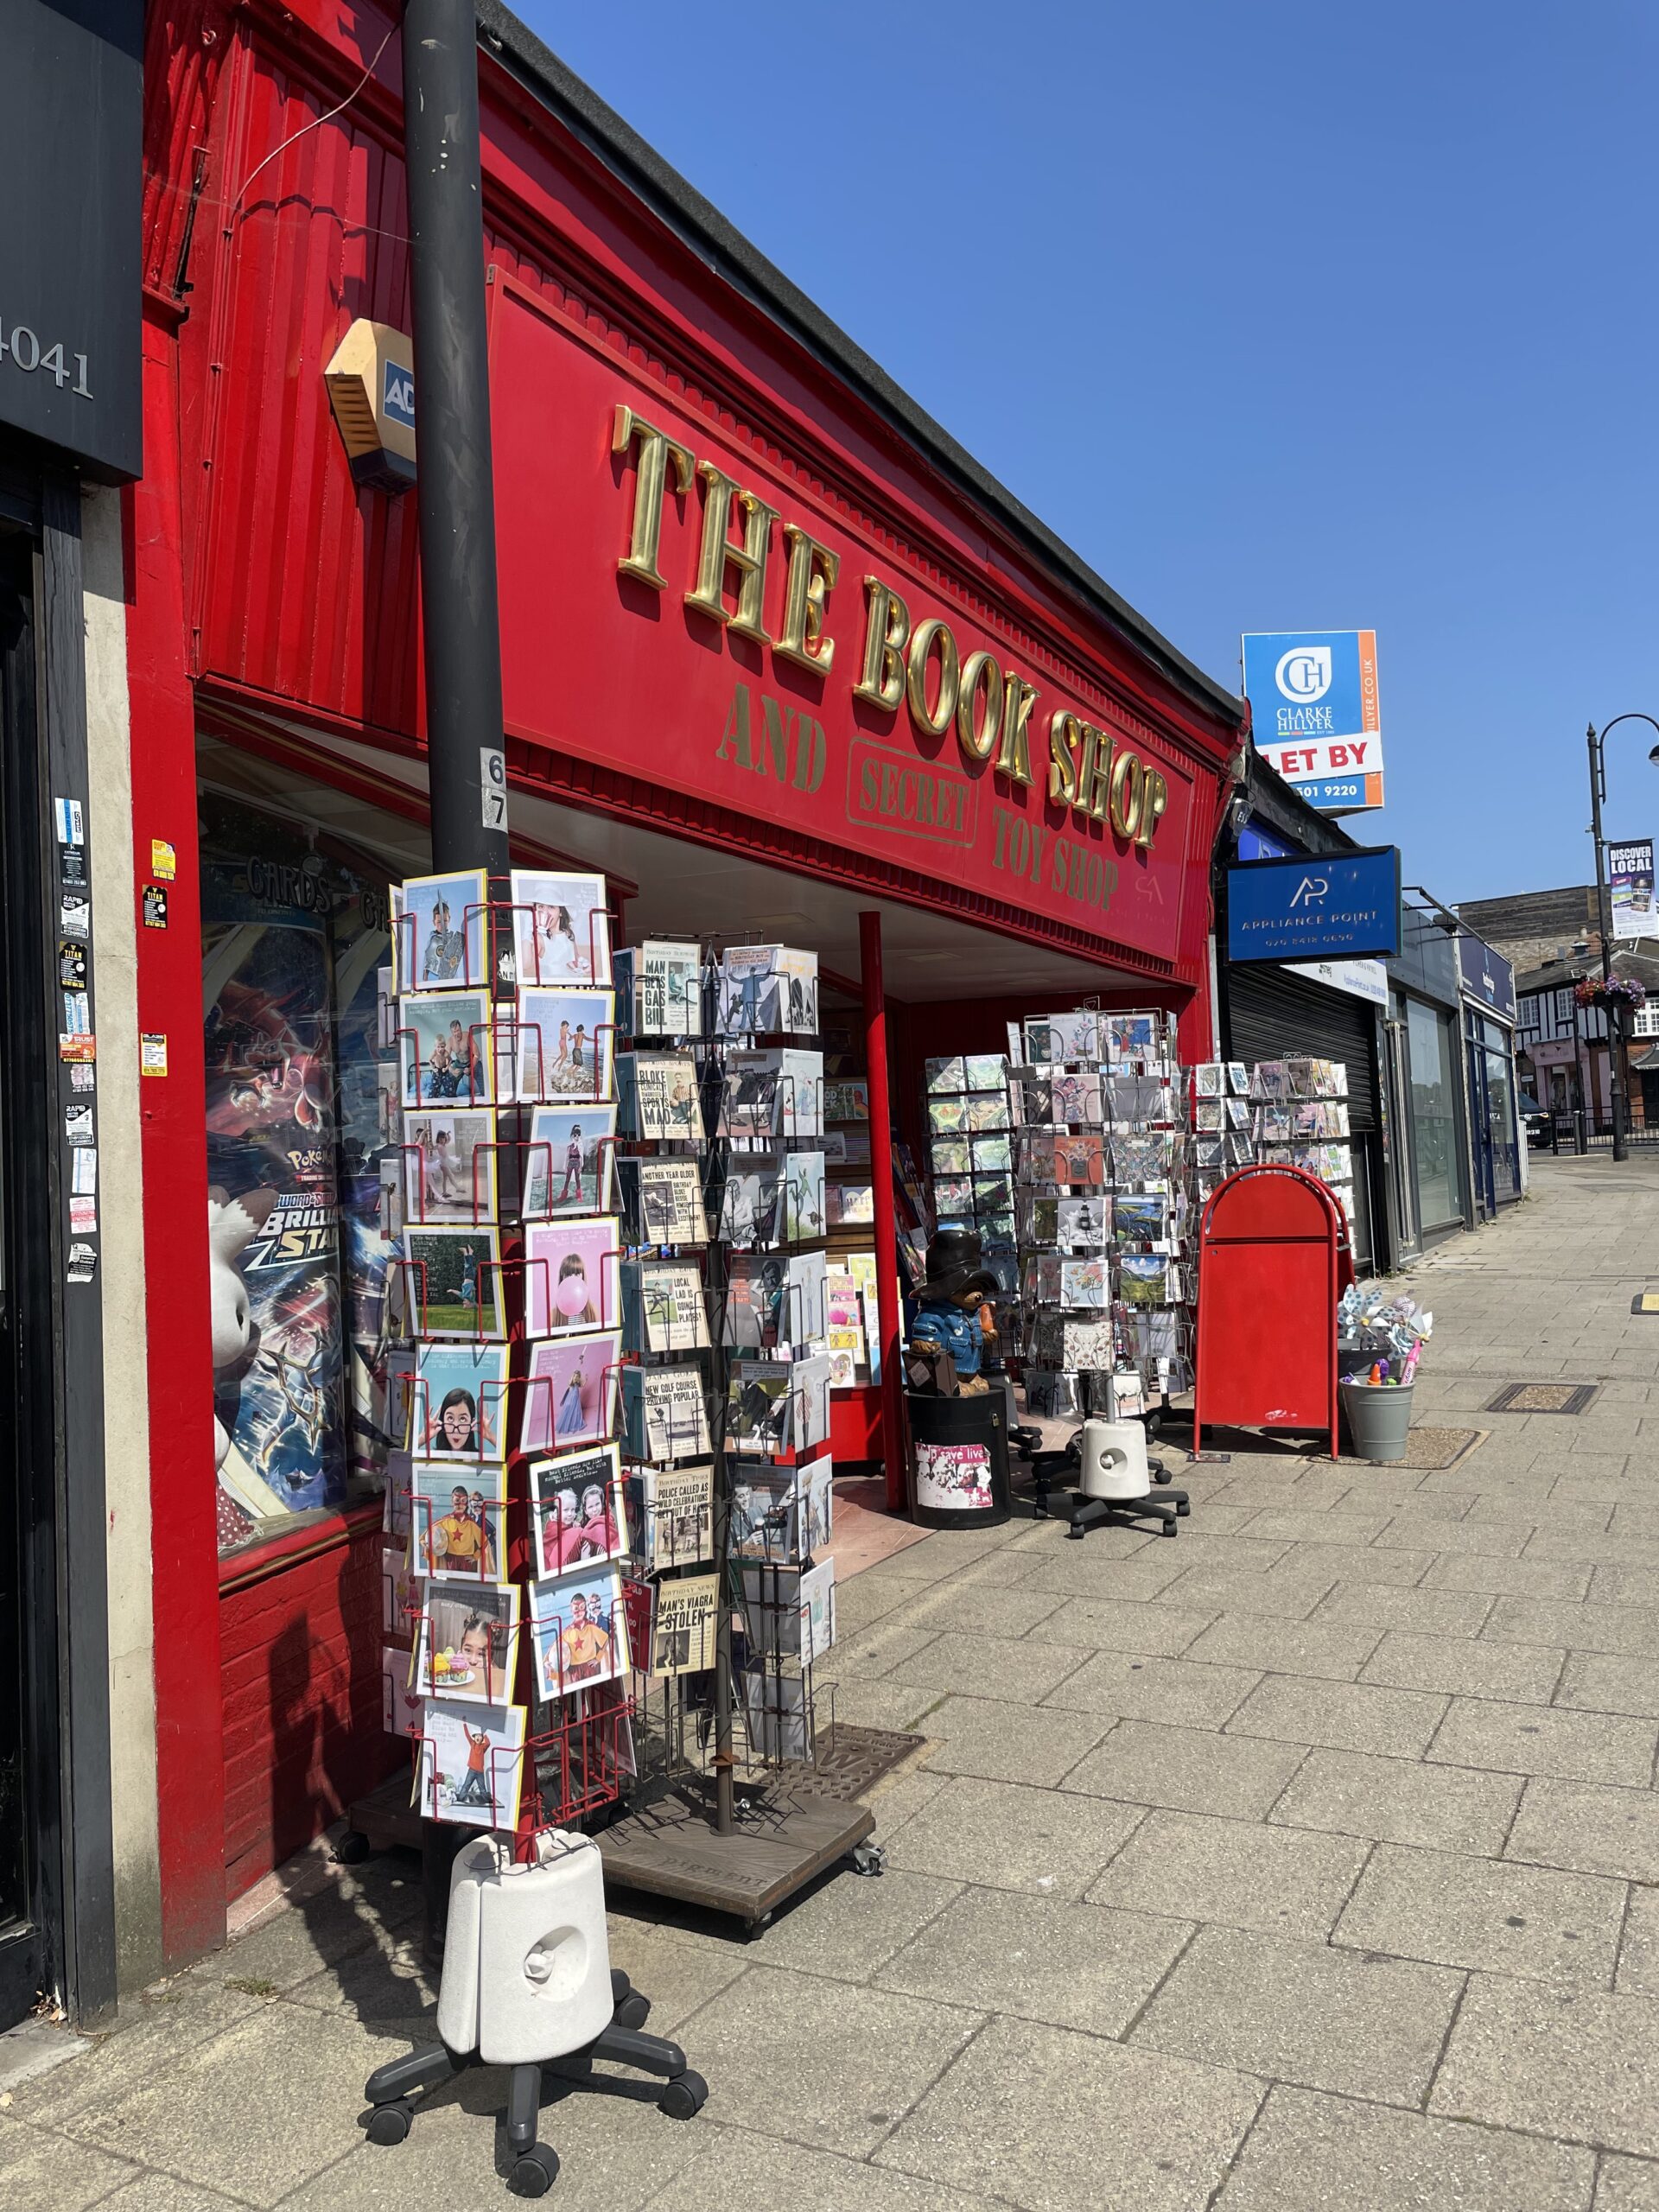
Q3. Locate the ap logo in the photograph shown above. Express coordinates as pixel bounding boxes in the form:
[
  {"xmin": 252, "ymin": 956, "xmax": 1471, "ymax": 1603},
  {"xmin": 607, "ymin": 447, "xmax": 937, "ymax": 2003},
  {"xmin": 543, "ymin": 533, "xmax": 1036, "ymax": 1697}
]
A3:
[
  {"xmin": 1288, "ymin": 874, "xmax": 1330, "ymax": 908},
  {"xmin": 1274, "ymin": 645, "xmax": 1332, "ymax": 703}
]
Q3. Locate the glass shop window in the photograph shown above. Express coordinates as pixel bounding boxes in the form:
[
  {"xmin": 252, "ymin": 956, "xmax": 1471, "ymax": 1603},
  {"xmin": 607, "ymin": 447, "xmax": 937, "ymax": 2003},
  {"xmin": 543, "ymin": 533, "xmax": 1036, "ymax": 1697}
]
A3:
[
  {"xmin": 201, "ymin": 791, "xmax": 399, "ymax": 1558},
  {"xmin": 1405, "ymin": 996, "xmax": 1465, "ymax": 1230}
]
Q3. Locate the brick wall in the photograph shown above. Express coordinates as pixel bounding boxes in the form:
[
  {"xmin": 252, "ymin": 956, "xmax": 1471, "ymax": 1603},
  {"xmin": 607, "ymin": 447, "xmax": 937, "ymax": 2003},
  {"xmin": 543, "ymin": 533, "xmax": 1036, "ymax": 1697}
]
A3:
[{"xmin": 1459, "ymin": 886, "xmax": 1607, "ymax": 974}]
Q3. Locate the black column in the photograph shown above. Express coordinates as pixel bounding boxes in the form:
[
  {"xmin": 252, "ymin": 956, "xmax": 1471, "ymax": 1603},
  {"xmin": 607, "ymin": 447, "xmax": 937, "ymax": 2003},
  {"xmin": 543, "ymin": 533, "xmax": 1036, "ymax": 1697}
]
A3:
[
  {"xmin": 402, "ymin": 0, "xmax": 511, "ymax": 880},
  {"xmin": 402, "ymin": 0, "xmax": 509, "ymax": 1956}
]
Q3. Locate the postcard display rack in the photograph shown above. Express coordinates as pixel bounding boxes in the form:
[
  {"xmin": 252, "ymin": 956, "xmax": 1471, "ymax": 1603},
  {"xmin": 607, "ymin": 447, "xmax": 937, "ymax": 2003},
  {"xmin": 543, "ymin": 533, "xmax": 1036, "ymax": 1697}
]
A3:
[
  {"xmin": 383, "ymin": 865, "xmax": 650, "ymax": 1854},
  {"xmin": 382, "ymin": 902, "xmax": 872, "ymax": 1921},
  {"xmin": 593, "ymin": 941, "xmax": 874, "ymax": 1926},
  {"xmin": 1001, "ymin": 1008, "xmax": 1197, "ymax": 1426},
  {"xmin": 924, "ymin": 1052, "xmax": 1019, "ymax": 1298},
  {"xmin": 613, "ymin": 939, "xmax": 840, "ymax": 1778},
  {"xmin": 1243, "ymin": 1058, "xmax": 1354, "ymax": 1228},
  {"xmin": 821, "ymin": 1075, "xmax": 930, "ymax": 1462}
]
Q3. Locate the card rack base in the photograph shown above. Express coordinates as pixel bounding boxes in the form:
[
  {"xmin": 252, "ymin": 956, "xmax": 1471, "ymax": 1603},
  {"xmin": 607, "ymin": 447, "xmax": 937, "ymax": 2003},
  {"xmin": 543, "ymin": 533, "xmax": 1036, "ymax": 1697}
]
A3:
[
  {"xmin": 362, "ymin": 1970, "xmax": 707, "ymax": 2197},
  {"xmin": 595, "ymin": 1775, "xmax": 874, "ymax": 1929},
  {"xmin": 341, "ymin": 1770, "xmax": 424, "ymax": 1861}
]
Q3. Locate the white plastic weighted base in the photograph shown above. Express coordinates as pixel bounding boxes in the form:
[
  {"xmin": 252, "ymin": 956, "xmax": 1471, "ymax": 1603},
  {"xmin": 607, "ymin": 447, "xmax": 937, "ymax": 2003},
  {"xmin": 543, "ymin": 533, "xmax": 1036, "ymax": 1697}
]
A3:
[
  {"xmin": 1077, "ymin": 1418, "xmax": 1151, "ymax": 1503},
  {"xmin": 435, "ymin": 1830, "xmax": 615, "ymax": 2068},
  {"xmin": 435, "ymin": 1835, "xmax": 495, "ymax": 2056}
]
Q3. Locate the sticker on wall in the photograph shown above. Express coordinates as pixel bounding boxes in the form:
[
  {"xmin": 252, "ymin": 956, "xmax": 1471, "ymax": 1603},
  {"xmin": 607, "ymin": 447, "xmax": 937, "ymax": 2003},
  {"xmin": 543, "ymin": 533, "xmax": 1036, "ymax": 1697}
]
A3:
[
  {"xmin": 58, "ymin": 1033, "xmax": 95, "ymax": 1064},
  {"xmin": 54, "ymin": 797, "xmax": 84, "ymax": 847},
  {"xmin": 60, "ymin": 892, "xmax": 90, "ymax": 938},
  {"xmin": 59, "ymin": 940, "xmax": 88, "ymax": 989},
  {"xmin": 65, "ymin": 1104, "xmax": 93, "ymax": 1144},
  {"xmin": 60, "ymin": 848, "xmax": 87, "ymax": 888},
  {"xmin": 68, "ymin": 1196, "xmax": 97, "ymax": 1234},
  {"xmin": 480, "ymin": 746, "xmax": 506, "ymax": 833},
  {"xmin": 69, "ymin": 1064, "xmax": 95, "ymax": 1092},
  {"xmin": 61, "ymin": 989, "xmax": 90, "ymax": 1034},
  {"xmin": 150, "ymin": 837, "xmax": 176, "ymax": 881},
  {"xmin": 66, "ymin": 1243, "xmax": 98, "ymax": 1286},
  {"xmin": 71, "ymin": 1149, "xmax": 97, "ymax": 1196},
  {"xmin": 140, "ymin": 1033, "xmax": 168, "ymax": 1076},
  {"xmin": 142, "ymin": 884, "xmax": 168, "ymax": 929}
]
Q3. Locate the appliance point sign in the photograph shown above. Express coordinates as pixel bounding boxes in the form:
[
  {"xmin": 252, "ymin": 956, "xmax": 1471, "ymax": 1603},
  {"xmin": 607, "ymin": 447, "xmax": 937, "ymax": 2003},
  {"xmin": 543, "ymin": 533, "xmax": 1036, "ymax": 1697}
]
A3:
[{"xmin": 1226, "ymin": 847, "xmax": 1402, "ymax": 963}]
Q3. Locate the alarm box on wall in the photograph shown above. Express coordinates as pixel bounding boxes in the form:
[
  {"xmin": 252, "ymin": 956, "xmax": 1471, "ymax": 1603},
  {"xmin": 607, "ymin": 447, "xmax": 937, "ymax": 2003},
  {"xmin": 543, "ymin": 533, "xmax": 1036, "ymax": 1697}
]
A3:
[{"xmin": 324, "ymin": 319, "xmax": 416, "ymax": 493}]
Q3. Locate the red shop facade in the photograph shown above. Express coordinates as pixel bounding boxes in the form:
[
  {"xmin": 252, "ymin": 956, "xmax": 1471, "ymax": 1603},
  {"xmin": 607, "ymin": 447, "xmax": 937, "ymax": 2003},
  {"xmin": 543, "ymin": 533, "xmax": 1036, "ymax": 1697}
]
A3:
[{"xmin": 135, "ymin": 0, "xmax": 1243, "ymax": 1961}]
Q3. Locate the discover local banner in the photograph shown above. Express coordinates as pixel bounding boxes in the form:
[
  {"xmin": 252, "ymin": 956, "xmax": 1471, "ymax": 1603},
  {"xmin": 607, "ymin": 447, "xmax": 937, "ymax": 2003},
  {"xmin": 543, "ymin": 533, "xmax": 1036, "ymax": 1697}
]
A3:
[{"xmin": 1609, "ymin": 837, "xmax": 1659, "ymax": 941}]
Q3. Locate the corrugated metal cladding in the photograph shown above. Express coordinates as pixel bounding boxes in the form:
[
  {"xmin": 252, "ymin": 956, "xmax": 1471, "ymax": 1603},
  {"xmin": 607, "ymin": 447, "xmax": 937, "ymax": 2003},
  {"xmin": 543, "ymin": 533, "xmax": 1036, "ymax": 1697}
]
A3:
[
  {"xmin": 141, "ymin": 6, "xmax": 224, "ymax": 302},
  {"xmin": 177, "ymin": 9, "xmax": 425, "ymax": 734},
  {"xmin": 1224, "ymin": 965, "xmax": 1381, "ymax": 1132}
]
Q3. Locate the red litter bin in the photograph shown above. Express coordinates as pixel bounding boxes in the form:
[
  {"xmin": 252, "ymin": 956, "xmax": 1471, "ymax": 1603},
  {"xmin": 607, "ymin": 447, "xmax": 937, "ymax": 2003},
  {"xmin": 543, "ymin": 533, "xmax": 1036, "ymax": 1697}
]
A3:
[{"xmin": 1193, "ymin": 1166, "xmax": 1354, "ymax": 1460}]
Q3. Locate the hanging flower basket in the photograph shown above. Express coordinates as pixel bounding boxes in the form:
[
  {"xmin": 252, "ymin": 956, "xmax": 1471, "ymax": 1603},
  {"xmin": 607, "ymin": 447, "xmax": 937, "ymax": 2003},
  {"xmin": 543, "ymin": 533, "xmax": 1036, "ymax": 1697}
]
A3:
[{"xmin": 1574, "ymin": 976, "xmax": 1648, "ymax": 1013}]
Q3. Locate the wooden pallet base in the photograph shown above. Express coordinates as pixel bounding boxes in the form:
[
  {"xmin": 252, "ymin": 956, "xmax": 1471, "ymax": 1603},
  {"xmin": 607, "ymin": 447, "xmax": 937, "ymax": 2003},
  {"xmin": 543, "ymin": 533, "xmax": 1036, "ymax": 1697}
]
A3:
[
  {"xmin": 345, "ymin": 1771, "xmax": 423, "ymax": 1856},
  {"xmin": 595, "ymin": 1779, "xmax": 874, "ymax": 1929},
  {"xmin": 346, "ymin": 1723, "xmax": 918, "ymax": 1926}
]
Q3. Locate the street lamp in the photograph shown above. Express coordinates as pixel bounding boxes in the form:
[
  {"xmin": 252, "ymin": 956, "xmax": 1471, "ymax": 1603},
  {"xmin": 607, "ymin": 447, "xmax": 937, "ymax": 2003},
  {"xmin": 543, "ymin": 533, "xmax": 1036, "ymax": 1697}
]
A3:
[{"xmin": 1586, "ymin": 714, "xmax": 1659, "ymax": 1161}]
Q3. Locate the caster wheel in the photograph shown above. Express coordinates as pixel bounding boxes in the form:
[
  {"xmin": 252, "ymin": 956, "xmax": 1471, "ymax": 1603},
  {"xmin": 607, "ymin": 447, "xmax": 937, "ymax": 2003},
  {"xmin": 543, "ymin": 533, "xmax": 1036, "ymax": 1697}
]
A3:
[
  {"xmin": 510, "ymin": 2145, "xmax": 559, "ymax": 2196},
  {"xmin": 1149, "ymin": 1463, "xmax": 1171, "ymax": 1485},
  {"xmin": 1159, "ymin": 1519, "xmax": 1178, "ymax": 1536},
  {"xmin": 1066, "ymin": 1525, "xmax": 1084, "ymax": 1541},
  {"xmin": 658, "ymin": 2070, "xmax": 709, "ymax": 2120},
  {"xmin": 334, "ymin": 1830, "xmax": 372, "ymax": 1866},
  {"xmin": 365, "ymin": 2100, "xmax": 413, "ymax": 2145},
  {"xmin": 613, "ymin": 1991, "xmax": 651, "ymax": 2030},
  {"xmin": 1176, "ymin": 1502, "xmax": 1191, "ymax": 1517}
]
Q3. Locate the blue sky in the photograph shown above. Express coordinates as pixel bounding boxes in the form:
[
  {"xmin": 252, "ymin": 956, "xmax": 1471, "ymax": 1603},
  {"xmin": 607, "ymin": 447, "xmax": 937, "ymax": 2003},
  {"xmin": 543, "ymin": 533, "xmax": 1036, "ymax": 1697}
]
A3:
[{"xmin": 523, "ymin": 1, "xmax": 1658, "ymax": 905}]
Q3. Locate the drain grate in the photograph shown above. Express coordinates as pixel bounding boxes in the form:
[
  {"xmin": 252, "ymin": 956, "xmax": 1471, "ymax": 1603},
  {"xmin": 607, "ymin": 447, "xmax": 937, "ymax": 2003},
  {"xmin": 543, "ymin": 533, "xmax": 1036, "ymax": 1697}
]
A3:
[
  {"xmin": 796, "ymin": 1723, "xmax": 925, "ymax": 1803},
  {"xmin": 1484, "ymin": 1382, "xmax": 1599, "ymax": 1416},
  {"xmin": 1398, "ymin": 1426, "xmax": 1485, "ymax": 1471}
]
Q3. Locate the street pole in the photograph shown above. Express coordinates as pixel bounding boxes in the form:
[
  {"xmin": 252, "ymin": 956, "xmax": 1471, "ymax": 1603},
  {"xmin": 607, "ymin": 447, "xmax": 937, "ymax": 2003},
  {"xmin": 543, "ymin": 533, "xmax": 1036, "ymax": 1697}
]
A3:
[
  {"xmin": 1586, "ymin": 721, "xmax": 1624, "ymax": 1160},
  {"xmin": 404, "ymin": 0, "xmax": 511, "ymax": 887},
  {"xmin": 1584, "ymin": 712, "xmax": 1659, "ymax": 1161},
  {"xmin": 860, "ymin": 912, "xmax": 909, "ymax": 1514},
  {"xmin": 401, "ymin": 0, "xmax": 511, "ymax": 1959}
]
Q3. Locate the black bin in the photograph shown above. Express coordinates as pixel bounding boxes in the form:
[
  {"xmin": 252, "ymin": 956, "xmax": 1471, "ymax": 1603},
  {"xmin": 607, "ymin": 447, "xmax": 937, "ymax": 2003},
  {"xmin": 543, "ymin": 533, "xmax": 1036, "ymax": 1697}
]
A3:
[{"xmin": 906, "ymin": 1389, "xmax": 1011, "ymax": 1529}]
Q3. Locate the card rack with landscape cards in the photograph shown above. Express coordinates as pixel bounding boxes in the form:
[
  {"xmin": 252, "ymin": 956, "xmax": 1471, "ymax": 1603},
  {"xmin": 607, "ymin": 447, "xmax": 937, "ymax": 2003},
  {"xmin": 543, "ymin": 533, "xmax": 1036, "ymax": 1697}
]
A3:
[{"xmin": 1006, "ymin": 1007, "xmax": 1196, "ymax": 1426}]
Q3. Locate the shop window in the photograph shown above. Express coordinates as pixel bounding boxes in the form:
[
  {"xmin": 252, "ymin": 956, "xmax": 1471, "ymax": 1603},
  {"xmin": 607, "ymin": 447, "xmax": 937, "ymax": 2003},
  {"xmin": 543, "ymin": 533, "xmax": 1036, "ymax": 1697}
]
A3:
[
  {"xmin": 201, "ymin": 791, "xmax": 397, "ymax": 1557},
  {"xmin": 1405, "ymin": 997, "xmax": 1465, "ymax": 1230},
  {"xmin": 1481, "ymin": 1020, "xmax": 1518, "ymax": 1203}
]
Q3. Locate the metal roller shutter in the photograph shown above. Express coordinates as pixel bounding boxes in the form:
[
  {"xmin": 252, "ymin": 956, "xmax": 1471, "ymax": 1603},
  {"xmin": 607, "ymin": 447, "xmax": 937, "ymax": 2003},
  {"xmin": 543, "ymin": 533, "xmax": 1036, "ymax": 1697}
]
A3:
[{"xmin": 1224, "ymin": 966, "xmax": 1381, "ymax": 1132}]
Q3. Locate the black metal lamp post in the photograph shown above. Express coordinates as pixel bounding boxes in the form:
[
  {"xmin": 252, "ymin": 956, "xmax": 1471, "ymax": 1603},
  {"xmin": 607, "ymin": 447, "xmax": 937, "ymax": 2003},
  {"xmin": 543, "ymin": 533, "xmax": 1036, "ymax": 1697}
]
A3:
[
  {"xmin": 1586, "ymin": 715, "xmax": 1659, "ymax": 1162},
  {"xmin": 400, "ymin": 0, "xmax": 512, "ymax": 1959}
]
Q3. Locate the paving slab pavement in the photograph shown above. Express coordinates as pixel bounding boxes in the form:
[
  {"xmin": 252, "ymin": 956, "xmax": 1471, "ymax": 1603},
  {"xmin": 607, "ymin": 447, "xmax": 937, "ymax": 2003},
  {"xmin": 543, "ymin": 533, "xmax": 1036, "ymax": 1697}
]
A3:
[{"xmin": 9, "ymin": 1153, "xmax": 1659, "ymax": 2208}]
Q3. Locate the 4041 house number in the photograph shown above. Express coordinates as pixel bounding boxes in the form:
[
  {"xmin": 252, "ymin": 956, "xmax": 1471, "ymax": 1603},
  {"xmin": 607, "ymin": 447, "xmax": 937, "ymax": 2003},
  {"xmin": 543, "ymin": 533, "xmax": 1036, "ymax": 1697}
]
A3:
[{"xmin": 0, "ymin": 316, "xmax": 93, "ymax": 396}]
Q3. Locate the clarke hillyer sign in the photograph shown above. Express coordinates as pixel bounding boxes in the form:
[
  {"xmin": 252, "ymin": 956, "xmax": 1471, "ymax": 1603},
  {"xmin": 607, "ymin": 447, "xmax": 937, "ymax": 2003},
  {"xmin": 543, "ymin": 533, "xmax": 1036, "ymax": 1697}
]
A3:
[
  {"xmin": 1227, "ymin": 848, "xmax": 1402, "ymax": 963},
  {"xmin": 1242, "ymin": 630, "xmax": 1384, "ymax": 815},
  {"xmin": 0, "ymin": 0, "xmax": 142, "ymax": 480}
]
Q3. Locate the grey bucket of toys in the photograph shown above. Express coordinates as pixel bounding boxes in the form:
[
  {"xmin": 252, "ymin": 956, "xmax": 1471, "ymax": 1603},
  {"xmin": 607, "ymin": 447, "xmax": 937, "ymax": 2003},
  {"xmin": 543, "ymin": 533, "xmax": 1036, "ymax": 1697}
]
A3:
[{"xmin": 1340, "ymin": 1379, "xmax": 1414, "ymax": 1464}]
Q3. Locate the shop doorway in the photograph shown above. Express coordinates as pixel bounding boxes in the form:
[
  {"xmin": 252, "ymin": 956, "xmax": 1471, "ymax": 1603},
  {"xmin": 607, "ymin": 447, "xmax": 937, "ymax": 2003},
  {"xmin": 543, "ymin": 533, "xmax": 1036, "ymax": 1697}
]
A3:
[
  {"xmin": 1465, "ymin": 1011, "xmax": 1520, "ymax": 1216},
  {"xmin": 0, "ymin": 530, "xmax": 54, "ymax": 2027}
]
